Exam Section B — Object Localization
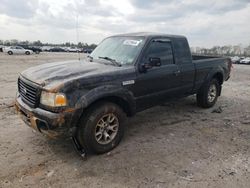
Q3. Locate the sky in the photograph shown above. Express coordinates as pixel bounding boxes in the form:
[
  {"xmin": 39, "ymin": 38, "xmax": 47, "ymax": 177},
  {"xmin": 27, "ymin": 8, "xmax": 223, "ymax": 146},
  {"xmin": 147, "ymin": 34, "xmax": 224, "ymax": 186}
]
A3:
[{"xmin": 0, "ymin": 0, "xmax": 250, "ymax": 47}]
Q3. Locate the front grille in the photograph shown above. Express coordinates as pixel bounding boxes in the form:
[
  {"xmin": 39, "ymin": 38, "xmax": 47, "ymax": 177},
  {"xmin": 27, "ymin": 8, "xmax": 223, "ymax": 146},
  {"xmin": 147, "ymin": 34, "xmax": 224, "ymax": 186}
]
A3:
[{"xmin": 18, "ymin": 78, "xmax": 39, "ymax": 107}]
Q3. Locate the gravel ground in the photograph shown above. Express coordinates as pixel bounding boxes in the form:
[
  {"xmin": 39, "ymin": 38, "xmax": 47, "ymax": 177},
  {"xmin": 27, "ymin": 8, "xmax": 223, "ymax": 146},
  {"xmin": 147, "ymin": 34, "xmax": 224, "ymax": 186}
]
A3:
[{"xmin": 0, "ymin": 52, "xmax": 249, "ymax": 188}]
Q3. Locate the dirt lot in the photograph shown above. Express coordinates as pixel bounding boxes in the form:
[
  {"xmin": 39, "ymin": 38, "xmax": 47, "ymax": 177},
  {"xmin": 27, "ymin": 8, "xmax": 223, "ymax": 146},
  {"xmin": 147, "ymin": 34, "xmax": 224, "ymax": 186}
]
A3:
[{"xmin": 0, "ymin": 52, "xmax": 249, "ymax": 188}]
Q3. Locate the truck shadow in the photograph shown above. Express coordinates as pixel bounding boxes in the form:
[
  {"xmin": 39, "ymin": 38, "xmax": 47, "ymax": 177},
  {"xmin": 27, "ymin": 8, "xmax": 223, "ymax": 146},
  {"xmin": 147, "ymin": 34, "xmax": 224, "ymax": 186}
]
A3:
[
  {"xmin": 38, "ymin": 93, "xmax": 245, "ymax": 161},
  {"xmin": 44, "ymin": 95, "xmax": 202, "ymax": 158}
]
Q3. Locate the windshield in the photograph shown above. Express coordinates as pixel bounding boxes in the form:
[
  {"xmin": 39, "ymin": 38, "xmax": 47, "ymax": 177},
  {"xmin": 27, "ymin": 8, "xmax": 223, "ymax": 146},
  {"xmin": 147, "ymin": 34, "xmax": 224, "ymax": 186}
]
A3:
[{"xmin": 91, "ymin": 36, "xmax": 145, "ymax": 66}]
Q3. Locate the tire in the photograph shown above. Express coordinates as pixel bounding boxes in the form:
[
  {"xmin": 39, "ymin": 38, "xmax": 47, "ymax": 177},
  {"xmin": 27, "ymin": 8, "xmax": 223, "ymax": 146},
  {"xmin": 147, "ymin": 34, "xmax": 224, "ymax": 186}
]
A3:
[
  {"xmin": 25, "ymin": 51, "xmax": 30, "ymax": 55},
  {"xmin": 196, "ymin": 79, "xmax": 220, "ymax": 108},
  {"xmin": 77, "ymin": 102, "xmax": 126, "ymax": 154},
  {"xmin": 8, "ymin": 51, "xmax": 13, "ymax": 55}
]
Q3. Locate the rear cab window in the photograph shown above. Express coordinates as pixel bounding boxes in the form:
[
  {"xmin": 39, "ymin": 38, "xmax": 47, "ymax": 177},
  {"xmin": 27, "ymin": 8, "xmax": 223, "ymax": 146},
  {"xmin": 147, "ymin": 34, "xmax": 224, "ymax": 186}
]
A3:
[{"xmin": 172, "ymin": 38, "xmax": 192, "ymax": 64}]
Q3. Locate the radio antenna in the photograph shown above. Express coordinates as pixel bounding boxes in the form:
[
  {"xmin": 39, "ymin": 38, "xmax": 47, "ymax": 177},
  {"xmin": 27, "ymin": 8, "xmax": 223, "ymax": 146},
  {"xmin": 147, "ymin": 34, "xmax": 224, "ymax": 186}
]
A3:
[{"xmin": 76, "ymin": 14, "xmax": 80, "ymax": 61}]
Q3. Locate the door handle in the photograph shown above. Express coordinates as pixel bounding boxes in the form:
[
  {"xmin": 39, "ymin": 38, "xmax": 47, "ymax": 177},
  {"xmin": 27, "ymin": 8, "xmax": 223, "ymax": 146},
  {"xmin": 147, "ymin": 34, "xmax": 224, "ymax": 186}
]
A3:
[{"xmin": 173, "ymin": 70, "xmax": 181, "ymax": 76}]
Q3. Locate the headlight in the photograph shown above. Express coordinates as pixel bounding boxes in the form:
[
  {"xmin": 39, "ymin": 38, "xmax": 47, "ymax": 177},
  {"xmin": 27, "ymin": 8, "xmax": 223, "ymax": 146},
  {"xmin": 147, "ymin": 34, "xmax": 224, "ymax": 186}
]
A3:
[{"xmin": 40, "ymin": 91, "xmax": 67, "ymax": 107}]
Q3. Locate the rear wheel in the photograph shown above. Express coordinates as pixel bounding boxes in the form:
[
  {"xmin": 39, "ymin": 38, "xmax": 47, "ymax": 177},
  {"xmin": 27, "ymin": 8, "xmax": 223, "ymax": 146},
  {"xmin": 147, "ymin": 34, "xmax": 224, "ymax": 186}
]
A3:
[
  {"xmin": 25, "ymin": 51, "xmax": 30, "ymax": 55},
  {"xmin": 77, "ymin": 102, "xmax": 126, "ymax": 154},
  {"xmin": 8, "ymin": 51, "xmax": 13, "ymax": 55},
  {"xmin": 197, "ymin": 79, "xmax": 220, "ymax": 108}
]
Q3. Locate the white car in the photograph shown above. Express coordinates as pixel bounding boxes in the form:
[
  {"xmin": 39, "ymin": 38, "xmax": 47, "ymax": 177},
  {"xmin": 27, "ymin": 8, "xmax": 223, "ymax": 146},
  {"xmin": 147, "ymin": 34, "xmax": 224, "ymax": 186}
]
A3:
[
  {"xmin": 4, "ymin": 46, "xmax": 33, "ymax": 55},
  {"xmin": 231, "ymin": 56, "xmax": 240, "ymax": 64},
  {"xmin": 240, "ymin": 57, "xmax": 250, "ymax": 64},
  {"xmin": 41, "ymin": 46, "xmax": 52, "ymax": 52},
  {"xmin": 67, "ymin": 47, "xmax": 82, "ymax": 52}
]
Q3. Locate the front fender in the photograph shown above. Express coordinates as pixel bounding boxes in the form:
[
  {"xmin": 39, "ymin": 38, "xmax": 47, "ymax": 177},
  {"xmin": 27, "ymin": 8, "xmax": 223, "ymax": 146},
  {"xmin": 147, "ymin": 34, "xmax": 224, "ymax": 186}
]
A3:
[{"xmin": 75, "ymin": 84, "xmax": 136, "ymax": 114}]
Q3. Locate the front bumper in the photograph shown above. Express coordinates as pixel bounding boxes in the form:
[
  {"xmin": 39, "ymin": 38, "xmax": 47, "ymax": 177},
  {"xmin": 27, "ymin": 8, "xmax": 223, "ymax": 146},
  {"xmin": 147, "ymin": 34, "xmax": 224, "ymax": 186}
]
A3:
[{"xmin": 15, "ymin": 95, "xmax": 77, "ymax": 138}]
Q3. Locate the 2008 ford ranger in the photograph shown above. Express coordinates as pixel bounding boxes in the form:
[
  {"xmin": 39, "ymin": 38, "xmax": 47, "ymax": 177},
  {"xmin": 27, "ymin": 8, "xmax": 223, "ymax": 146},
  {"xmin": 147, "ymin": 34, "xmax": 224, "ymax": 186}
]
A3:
[{"xmin": 15, "ymin": 33, "xmax": 231, "ymax": 154}]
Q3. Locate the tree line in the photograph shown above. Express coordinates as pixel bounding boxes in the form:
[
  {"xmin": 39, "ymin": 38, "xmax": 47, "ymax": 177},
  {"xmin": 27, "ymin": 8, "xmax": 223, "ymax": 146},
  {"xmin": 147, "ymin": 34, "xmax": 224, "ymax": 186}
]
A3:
[
  {"xmin": 191, "ymin": 45, "xmax": 250, "ymax": 56},
  {"xmin": 1, "ymin": 39, "xmax": 250, "ymax": 56},
  {"xmin": 0, "ymin": 39, "xmax": 97, "ymax": 49}
]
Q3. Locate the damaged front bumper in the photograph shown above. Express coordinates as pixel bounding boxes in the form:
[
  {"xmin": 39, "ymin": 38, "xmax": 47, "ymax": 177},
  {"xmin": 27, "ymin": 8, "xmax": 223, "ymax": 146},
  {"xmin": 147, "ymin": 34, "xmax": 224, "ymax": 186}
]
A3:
[{"xmin": 15, "ymin": 95, "xmax": 76, "ymax": 138}]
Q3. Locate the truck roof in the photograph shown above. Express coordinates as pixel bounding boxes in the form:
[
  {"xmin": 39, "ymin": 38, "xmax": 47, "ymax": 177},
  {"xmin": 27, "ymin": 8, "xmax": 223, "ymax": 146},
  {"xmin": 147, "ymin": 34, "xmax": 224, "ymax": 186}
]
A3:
[{"xmin": 112, "ymin": 32, "xmax": 186, "ymax": 39}]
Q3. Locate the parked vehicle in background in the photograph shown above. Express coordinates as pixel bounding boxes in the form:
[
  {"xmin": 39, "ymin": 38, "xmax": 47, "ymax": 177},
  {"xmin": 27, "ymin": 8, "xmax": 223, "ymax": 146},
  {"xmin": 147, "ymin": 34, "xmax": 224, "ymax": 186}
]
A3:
[
  {"xmin": 67, "ymin": 47, "xmax": 82, "ymax": 53},
  {"xmin": 19, "ymin": 45, "xmax": 42, "ymax": 54},
  {"xmin": 16, "ymin": 32, "xmax": 232, "ymax": 155},
  {"xmin": 49, "ymin": 47, "xmax": 66, "ymax": 52},
  {"xmin": 83, "ymin": 48, "xmax": 93, "ymax": 53},
  {"xmin": 240, "ymin": 57, "xmax": 250, "ymax": 64},
  {"xmin": 62, "ymin": 47, "xmax": 69, "ymax": 51},
  {"xmin": 0, "ymin": 45, "xmax": 4, "ymax": 52},
  {"xmin": 41, "ymin": 46, "xmax": 52, "ymax": 52},
  {"xmin": 231, "ymin": 56, "xmax": 240, "ymax": 64},
  {"xmin": 3, "ymin": 46, "xmax": 33, "ymax": 55}
]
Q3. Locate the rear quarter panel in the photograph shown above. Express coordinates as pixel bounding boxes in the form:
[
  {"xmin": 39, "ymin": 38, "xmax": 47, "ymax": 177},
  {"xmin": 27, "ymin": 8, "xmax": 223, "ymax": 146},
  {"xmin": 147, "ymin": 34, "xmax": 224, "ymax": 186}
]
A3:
[{"xmin": 193, "ymin": 57, "xmax": 228, "ymax": 91}]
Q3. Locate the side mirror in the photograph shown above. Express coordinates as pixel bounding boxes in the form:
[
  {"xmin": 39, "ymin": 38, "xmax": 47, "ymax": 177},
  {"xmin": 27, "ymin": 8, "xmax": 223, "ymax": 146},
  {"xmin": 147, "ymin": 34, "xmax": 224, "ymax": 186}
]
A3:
[
  {"xmin": 139, "ymin": 57, "xmax": 161, "ymax": 73},
  {"xmin": 149, "ymin": 57, "xmax": 161, "ymax": 67}
]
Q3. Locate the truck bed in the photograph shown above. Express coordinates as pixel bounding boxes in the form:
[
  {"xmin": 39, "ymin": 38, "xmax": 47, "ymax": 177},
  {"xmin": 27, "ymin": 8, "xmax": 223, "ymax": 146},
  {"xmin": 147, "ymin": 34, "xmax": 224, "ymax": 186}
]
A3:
[{"xmin": 191, "ymin": 55, "xmax": 230, "ymax": 92}]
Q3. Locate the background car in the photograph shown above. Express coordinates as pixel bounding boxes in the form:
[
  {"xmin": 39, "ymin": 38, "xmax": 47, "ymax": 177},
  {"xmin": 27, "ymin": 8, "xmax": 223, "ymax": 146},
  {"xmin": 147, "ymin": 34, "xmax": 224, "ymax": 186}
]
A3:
[
  {"xmin": 83, "ymin": 48, "xmax": 93, "ymax": 53},
  {"xmin": 0, "ymin": 45, "xmax": 4, "ymax": 52},
  {"xmin": 19, "ymin": 45, "xmax": 42, "ymax": 54},
  {"xmin": 231, "ymin": 56, "xmax": 240, "ymax": 64},
  {"xmin": 41, "ymin": 46, "xmax": 52, "ymax": 52},
  {"xmin": 49, "ymin": 47, "xmax": 66, "ymax": 52},
  {"xmin": 67, "ymin": 47, "xmax": 82, "ymax": 53},
  {"xmin": 3, "ymin": 46, "xmax": 33, "ymax": 55},
  {"xmin": 240, "ymin": 57, "xmax": 250, "ymax": 64}
]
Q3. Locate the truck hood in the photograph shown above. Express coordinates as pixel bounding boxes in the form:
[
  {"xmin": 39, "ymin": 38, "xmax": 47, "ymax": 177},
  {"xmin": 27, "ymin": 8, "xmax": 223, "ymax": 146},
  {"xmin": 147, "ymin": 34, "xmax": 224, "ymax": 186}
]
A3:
[{"xmin": 21, "ymin": 60, "xmax": 124, "ymax": 89}]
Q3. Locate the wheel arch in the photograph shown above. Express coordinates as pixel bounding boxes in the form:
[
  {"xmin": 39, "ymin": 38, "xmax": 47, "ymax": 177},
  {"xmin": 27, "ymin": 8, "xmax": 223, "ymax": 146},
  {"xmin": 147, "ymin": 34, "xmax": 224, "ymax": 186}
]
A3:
[
  {"xmin": 212, "ymin": 72, "xmax": 223, "ymax": 85},
  {"xmin": 85, "ymin": 96, "xmax": 134, "ymax": 117},
  {"xmin": 72, "ymin": 95, "xmax": 134, "ymax": 131},
  {"xmin": 75, "ymin": 86, "xmax": 136, "ymax": 118}
]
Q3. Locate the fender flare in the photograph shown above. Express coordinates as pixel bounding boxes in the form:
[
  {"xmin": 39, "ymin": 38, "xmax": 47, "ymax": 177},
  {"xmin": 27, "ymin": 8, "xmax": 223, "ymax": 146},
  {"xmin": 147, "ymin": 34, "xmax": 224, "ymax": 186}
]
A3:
[
  {"xmin": 204, "ymin": 66, "xmax": 224, "ymax": 85},
  {"xmin": 201, "ymin": 67, "xmax": 224, "ymax": 96},
  {"xmin": 75, "ymin": 85, "xmax": 136, "ymax": 116}
]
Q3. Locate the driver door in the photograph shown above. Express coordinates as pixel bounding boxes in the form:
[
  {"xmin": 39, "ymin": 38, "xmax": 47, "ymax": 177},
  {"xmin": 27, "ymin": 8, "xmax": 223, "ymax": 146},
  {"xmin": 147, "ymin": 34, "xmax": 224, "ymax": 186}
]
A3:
[{"xmin": 134, "ymin": 38, "xmax": 181, "ymax": 110}]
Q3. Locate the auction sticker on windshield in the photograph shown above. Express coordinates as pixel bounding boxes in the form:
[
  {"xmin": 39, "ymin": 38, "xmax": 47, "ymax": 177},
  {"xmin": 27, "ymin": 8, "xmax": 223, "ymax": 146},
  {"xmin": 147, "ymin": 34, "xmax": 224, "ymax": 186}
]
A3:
[{"xmin": 123, "ymin": 40, "xmax": 142, "ymax": 46}]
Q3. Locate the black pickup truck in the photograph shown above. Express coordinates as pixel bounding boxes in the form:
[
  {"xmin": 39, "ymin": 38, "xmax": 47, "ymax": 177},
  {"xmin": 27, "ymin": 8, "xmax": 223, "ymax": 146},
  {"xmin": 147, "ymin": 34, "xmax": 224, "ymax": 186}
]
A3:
[{"xmin": 16, "ymin": 33, "xmax": 231, "ymax": 154}]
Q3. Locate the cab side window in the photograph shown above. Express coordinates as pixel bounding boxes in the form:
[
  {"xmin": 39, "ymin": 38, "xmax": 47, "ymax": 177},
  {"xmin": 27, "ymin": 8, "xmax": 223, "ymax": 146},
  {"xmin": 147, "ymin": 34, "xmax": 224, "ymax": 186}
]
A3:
[{"xmin": 146, "ymin": 40, "xmax": 174, "ymax": 65}]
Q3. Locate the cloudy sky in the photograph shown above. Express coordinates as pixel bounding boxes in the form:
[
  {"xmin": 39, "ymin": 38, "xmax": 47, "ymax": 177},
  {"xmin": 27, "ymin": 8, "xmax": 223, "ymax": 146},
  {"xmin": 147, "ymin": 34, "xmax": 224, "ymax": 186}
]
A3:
[{"xmin": 0, "ymin": 0, "xmax": 250, "ymax": 47}]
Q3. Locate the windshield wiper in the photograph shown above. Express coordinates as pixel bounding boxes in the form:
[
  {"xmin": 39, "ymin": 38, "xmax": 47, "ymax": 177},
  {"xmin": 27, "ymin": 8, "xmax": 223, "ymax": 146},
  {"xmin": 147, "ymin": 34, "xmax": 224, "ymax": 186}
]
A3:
[{"xmin": 98, "ymin": 56, "xmax": 121, "ymax": 67}]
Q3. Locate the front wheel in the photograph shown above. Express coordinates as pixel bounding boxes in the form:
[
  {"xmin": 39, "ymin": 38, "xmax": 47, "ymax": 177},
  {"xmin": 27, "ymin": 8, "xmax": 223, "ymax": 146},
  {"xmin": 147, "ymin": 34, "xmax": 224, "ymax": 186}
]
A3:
[
  {"xmin": 197, "ymin": 79, "xmax": 220, "ymax": 108},
  {"xmin": 25, "ymin": 51, "xmax": 30, "ymax": 55},
  {"xmin": 77, "ymin": 102, "xmax": 126, "ymax": 154},
  {"xmin": 8, "ymin": 51, "xmax": 13, "ymax": 55}
]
